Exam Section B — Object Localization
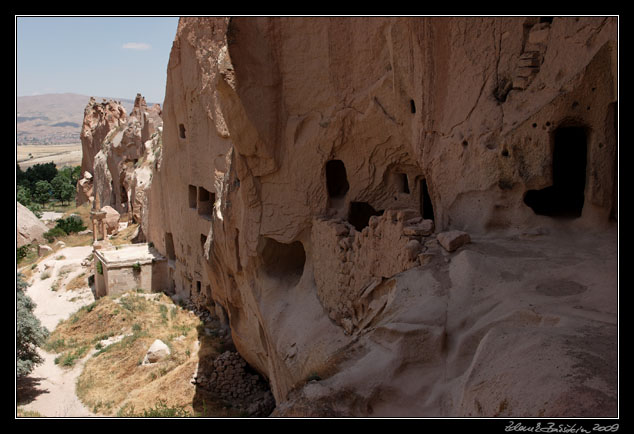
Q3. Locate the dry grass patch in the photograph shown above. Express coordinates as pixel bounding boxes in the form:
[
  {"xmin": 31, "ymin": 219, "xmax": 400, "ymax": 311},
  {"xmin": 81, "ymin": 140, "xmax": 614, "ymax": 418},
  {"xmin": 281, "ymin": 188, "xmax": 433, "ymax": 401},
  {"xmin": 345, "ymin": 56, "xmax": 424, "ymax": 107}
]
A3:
[
  {"xmin": 17, "ymin": 407, "xmax": 44, "ymax": 417},
  {"xmin": 109, "ymin": 223, "xmax": 140, "ymax": 247},
  {"xmin": 44, "ymin": 290, "xmax": 232, "ymax": 416},
  {"xmin": 65, "ymin": 272, "xmax": 89, "ymax": 292}
]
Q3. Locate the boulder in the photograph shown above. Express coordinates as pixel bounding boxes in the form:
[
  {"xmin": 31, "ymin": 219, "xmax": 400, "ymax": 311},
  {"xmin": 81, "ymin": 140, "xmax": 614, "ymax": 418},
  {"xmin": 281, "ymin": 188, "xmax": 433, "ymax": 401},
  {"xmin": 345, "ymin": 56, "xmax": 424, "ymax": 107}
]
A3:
[
  {"xmin": 403, "ymin": 219, "xmax": 435, "ymax": 237},
  {"xmin": 101, "ymin": 206, "xmax": 120, "ymax": 235},
  {"xmin": 17, "ymin": 202, "xmax": 49, "ymax": 247},
  {"xmin": 436, "ymin": 230, "xmax": 471, "ymax": 252},
  {"xmin": 142, "ymin": 339, "xmax": 171, "ymax": 364},
  {"xmin": 38, "ymin": 245, "xmax": 53, "ymax": 257}
]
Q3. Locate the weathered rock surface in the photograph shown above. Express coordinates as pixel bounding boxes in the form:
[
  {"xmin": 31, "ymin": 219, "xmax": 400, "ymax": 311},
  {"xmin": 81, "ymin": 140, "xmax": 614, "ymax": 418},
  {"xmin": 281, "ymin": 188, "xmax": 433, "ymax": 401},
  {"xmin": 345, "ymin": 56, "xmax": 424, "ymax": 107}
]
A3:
[
  {"xmin": 17, "ymin": 202, "xmax": 49, "ymax": 247},
  {"xmin": 140, "ymin": 17, "xmax": 617, "ymax": 417}
]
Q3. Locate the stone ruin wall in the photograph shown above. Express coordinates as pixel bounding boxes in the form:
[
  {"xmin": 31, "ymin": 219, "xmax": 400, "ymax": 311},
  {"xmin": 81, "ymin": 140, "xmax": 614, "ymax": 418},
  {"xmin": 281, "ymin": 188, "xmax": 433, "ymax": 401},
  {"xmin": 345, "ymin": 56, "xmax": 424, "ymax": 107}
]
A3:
[{"xmin": 144, "ymin": 17, "xmax": 618, "ymax": 414}]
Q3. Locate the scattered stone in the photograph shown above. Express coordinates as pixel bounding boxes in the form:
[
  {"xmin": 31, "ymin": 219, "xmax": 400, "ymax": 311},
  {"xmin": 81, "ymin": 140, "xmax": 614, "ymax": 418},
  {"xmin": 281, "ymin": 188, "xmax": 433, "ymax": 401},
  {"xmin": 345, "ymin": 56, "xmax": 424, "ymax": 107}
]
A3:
[
  {"xmin": 38, "ymin": 245, "xmax": 53, "ymax": 257},
  {"xmin": 142, "ymin": 339, "xmax": 171, "ymax": 364},
  {"xmin": 403, "ymin": 219, "xmax": 434, "ymax": 237},
  {"xmin": 437, "ymin": 230, "xmax": 471, "ymax": 252}
]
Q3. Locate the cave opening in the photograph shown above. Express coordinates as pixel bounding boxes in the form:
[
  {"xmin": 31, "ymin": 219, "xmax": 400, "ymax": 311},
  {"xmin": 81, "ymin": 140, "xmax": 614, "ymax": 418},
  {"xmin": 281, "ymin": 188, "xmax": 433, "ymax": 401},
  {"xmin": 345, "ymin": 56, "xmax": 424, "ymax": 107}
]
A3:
[
  {"xmin": 420, "ymin": 178, "xmax": 435, "ymax": 221},
  {"xmin": 258, "ymin": 238, "xmax": 306, "ymax": 286},
  {"xmin": 198, "ymin": 187, "xmax": 215, "ymax": 219},
  {"xmin": 326, "ymin": 159, "xmax": 350, "ymax": 198},
  {"xmin": 523, "ymin": 126, "xmax": 587, "ymax": 218},
  {"xmin": 348, "ymin": 201, "xmax": 384, "ymax": 231},
  {"xmin": 179, "ymin": 123, "xmax": 186, "ymax": 139}
]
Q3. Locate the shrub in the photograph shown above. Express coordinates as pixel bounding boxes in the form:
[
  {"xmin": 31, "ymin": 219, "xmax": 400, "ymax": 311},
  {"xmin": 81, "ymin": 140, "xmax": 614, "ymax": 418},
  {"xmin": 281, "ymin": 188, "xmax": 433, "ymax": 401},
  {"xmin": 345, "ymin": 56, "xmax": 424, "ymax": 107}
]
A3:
[
  {"xmin": 17, "ymin": 245, "xmax": 32, "ymax": 261},
  {"xmin": 43, "ymin": 227, "xmax": 67, "ymax": 243},
  {"xmin": 17, "ymin": 273, "xmax": 50, "ymax": 377},
  {"xmin": 55, "ymin": 215, "xmax": 86, "ymax": 234},
  {"xmin": 136, "ymin": 400, "xmax": 191, "ymax": 417}
]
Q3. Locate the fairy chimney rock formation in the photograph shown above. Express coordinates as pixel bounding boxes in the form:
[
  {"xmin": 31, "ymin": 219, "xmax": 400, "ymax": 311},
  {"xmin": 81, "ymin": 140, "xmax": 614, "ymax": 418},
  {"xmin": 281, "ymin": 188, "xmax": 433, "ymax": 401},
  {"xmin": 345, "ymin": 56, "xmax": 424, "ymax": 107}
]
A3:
[{"xmin": 76, "ymin": 93, "xmax": 163, "ymax": 235}]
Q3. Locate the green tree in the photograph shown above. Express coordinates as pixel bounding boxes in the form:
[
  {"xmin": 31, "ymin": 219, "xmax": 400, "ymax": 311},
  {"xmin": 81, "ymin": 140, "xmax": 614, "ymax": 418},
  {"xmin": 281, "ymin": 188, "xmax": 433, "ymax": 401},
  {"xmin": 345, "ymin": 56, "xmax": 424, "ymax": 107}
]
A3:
[
  {"xmin": 51, "ymin": 174, "xmax": 75, "ymax": 205},
  {"xmin": 59, "ymin": 166, "xmax": 81, "ymax": 185},
  {"xmin": 33, "ymin": 180, "xmax": 52, "ymax": 205},
  {"xmin": 16, "ymin": 185, "xmax": 31, "ymax": 207},
  {"xmin": 59, "ymin": 182, "xmax": 75, "ymax": 205},
  {"xmin": 16, "ymin": 273, "xmax": 49, "ymax": 377}
]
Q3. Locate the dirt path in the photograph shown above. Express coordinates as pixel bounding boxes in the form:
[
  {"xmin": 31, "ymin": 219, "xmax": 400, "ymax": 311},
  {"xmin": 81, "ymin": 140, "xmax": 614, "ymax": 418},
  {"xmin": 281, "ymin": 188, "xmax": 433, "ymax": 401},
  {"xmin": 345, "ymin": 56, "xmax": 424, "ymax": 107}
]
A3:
[{"xmin": 18, "ymin": 245, "xmax": 98, "ymax": 417}]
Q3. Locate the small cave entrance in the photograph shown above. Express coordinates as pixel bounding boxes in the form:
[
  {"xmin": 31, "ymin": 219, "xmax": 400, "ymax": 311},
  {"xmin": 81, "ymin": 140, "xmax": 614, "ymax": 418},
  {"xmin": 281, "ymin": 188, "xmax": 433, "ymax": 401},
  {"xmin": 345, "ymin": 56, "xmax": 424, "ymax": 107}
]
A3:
[
  {"xmin": 420, "ymin": 178, "xmax": 435, "ymax": 221},
  {"xmin": 258, "ymin": 237, "xmax": 306, "ymax": 286},
  {"xmin": 348, "ymin": 201, "xmax": 384, "ymax": 231},
  {"xmin": 179, "ymin": 123, "xmax": 186, "ymax": 139},
  {"xmin": 198, "ymin": 187, "xmax": 215, "ymax": 219},
  {"xmin": 524, "ymin": 126, "xmax": 588, "ymax": 218},
  {"xmin": 326, "ymin": 159, "xmax": 350, "ymax": 198}
]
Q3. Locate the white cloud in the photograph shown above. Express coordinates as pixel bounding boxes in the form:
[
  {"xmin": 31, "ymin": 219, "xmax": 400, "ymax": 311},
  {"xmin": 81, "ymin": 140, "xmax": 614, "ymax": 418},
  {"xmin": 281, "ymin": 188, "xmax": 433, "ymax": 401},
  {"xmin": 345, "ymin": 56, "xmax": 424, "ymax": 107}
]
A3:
[{"xmin": 122, "ymin": 42, "xmax": 152, "ymax": 50}]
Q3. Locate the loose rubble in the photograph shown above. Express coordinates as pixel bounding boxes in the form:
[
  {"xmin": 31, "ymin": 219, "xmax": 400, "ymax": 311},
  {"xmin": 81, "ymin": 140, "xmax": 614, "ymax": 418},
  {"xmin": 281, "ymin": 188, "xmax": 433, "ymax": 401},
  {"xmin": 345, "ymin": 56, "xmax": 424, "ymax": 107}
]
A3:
[{"xmin": 178, "ymin": 298, "xmax": 275, "ymax": 416}]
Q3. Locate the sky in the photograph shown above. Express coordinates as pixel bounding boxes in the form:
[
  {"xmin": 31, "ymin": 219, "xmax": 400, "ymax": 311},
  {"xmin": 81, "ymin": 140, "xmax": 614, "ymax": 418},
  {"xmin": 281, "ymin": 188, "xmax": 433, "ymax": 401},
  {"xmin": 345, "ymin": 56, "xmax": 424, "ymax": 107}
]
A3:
[{"xmin": 16, "ymin": 16, "xmax": 180, "ymax": 104}]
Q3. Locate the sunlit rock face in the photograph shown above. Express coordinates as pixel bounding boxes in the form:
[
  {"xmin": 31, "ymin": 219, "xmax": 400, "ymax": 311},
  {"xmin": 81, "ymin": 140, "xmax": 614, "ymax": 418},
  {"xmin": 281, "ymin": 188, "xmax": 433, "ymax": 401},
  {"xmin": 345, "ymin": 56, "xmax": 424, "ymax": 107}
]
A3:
[
  {"xmin": 78, "ymin": 94, "xmax": 162, "ymax": 237},
  {"xmin": 145, "ymin": 17, "xmax": 618, "ymax": 417}
]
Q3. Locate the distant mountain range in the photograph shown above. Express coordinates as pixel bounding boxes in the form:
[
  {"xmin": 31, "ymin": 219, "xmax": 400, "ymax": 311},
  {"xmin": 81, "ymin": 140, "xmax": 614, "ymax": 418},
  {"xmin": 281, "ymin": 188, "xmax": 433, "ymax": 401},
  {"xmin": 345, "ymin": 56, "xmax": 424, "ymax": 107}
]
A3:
[{"xmin": 16, "ymin": 93, "xmax": 159, "ymax": 145}]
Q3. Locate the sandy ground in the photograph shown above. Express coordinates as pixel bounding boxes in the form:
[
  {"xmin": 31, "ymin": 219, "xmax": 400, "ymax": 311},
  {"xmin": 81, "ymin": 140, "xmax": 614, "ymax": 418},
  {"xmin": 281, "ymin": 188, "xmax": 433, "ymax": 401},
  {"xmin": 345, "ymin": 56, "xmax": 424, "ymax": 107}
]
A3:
[{"xmin": 18, "ymin": 245, "xmax": 98, "ymax": 417}]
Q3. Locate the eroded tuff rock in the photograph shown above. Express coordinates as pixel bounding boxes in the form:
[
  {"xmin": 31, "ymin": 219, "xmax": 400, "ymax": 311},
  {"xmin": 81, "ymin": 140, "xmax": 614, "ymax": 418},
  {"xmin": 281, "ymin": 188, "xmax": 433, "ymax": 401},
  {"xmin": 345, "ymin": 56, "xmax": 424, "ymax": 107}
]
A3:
[
  {"xmin": 144, "ymin": 17, "xmax": 618, "ymax": 417},
  {"xmin": 76, "ymin": 94, "xmax": 162, "ymax": 235},
  {"xmin": 17, "ymin": 202, "xmax": 49, "ymax": 247}
]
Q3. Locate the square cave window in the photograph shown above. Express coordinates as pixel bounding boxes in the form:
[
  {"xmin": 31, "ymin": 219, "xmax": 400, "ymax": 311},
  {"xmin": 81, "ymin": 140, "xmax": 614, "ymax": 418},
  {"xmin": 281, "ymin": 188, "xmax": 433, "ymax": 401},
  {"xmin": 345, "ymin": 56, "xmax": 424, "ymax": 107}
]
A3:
[{"xmin": 198, "ymin": 187, "xmax": 215, "ymax": 218}]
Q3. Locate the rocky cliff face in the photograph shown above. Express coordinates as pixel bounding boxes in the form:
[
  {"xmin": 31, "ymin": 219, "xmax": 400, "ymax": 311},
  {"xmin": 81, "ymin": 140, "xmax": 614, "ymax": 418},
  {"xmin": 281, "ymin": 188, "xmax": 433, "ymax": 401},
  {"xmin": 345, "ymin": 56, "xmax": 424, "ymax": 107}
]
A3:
[
  {"xmin": 145, "ymin": 17, "xmax": 618, "ymax": 416},
  {"xmin": 76, "ymin": 94, "xmax": 162, "ymax": 234}
]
